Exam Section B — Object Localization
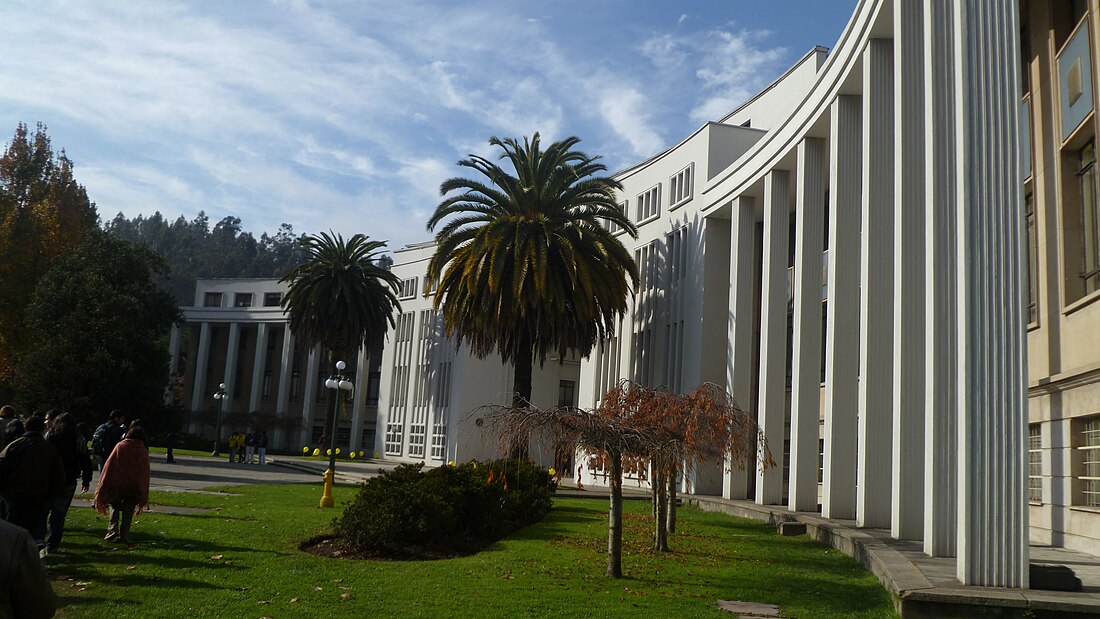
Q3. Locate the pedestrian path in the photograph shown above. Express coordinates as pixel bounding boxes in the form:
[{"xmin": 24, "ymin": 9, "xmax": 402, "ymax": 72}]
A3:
[{"xmin": 689, "ymin": 495, "xmax": 1100, "ymax": 618}]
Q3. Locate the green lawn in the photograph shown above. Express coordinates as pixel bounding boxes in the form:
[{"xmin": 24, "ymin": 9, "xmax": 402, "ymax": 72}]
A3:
[{"xmin": 50, "ymin": 485, "xmax": 897, "ymax": 618}]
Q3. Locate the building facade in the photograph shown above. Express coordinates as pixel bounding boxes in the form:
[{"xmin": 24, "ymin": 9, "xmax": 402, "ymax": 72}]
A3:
[
  {"xmin": 172, "ymin": 278, "xmax": 382, "ymax": 453},
  {"xmin": 1021, "ymin": 0, "xmax": 1100, "ymax": 557},
  {"xmin": 372, "ymin": 242, "xmax": 582, "ymax": 467}
]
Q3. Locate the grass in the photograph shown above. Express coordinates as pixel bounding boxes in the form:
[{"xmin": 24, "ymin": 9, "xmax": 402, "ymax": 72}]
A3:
[{"xmin": 51, "ymin": 485, "xmax": 898, "ymax": 618}]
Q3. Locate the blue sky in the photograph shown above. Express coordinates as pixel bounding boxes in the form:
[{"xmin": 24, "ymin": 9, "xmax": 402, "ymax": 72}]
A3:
[{"xmin": 0, "ymin": 1, "xmax": 853, "ymax": 250}]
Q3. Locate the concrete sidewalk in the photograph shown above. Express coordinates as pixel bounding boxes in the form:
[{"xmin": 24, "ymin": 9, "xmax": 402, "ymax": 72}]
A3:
[{"xmin": 688, "ymin": 495, "xmax": 1100, "ymax": 618}]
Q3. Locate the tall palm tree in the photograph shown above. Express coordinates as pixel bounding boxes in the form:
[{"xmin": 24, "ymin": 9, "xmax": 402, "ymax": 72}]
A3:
[
  {"xmin": 426, "ymin": 133, "xmax": 638, "ymax": 409},
  {"xmin": 280, "ymin": 232, "xmax": 401, "ymax": 443}
]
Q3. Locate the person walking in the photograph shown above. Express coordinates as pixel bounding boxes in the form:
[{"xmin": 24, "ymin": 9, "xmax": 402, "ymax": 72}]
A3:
[
  {"xmin": 44, "ymin": 412, "xmax": 92, "ymax": 554},
  {"xmin": 244, "ymin": 430, "xmax": 256, "ymax": 464},
  {"xmin": 257, "ymin": 431, "xmax": 268, "ymax": 465},
  {"xmin": 0, "ymin": 406, "xmax": 22, "ymax": 450},
  {"xmin": 165, "ymin": 429, "xmax": 177, "ymax": 464},
  {"xmin": 91, "ymin": 410, "xmax": 126, "ymax": 471},
  {"xmin": 93, "ymin": 426, "xmax": 150, "ymax": 544},
  {"xmin": 0, "ymin": 517, "xmax": 56, "ymax": 618},
  {"xmin": 0, "ymin": 415, "xmax": 65, "ymax": 551}
]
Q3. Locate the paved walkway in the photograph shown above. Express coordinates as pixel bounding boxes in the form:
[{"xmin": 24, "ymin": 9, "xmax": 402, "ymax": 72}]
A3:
[{"xmin": 689, "ymin": 496, "xmax": 1100, "ymax": 618}]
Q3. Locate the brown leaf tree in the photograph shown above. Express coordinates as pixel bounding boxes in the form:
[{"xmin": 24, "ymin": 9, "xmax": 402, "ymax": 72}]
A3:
[{"xmin": 481, "ymin": 380, "xmax": 771, "ymax": 576}]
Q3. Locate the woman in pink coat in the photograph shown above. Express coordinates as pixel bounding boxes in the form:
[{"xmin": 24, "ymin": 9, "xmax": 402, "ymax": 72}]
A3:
[{"xmin": 92, "ymin": 425, "xmax": 150, "ymax": 544}]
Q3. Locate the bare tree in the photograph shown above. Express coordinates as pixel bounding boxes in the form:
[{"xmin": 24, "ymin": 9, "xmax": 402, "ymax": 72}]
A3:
[{"xmin": 480, "ymin": 380, "xmax": 771, "ymax": 575}]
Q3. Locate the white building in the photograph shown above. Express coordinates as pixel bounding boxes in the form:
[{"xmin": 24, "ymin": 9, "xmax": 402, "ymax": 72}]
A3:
[
  {"xmin": 373, "ymin": 242, "xmax": 581, "ymax": 466},
  {"xmin": 172, "ymin": 278, "xmax": 383, "ymax": 452},
  {"xmin": 374, "ymin": 0, "xmax": 1038, "ymax": 589}
]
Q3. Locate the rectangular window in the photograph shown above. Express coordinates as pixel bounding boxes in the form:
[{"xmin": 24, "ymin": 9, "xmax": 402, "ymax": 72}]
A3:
[
  {"xmin": 337, "ymin": 427, "xmax": 351, "ymax": 446},
  {"xmin": 399, "ymin": 277, "xmax": 418, "ymax": 300},
  {"xmin": 312, "ymin": 425, "xmax": 324, "ymax": 443},
  {"xmin": 203, "ymin": 292, "xmax": 223, "ymax": 307},
  {"xmin": 366, "ymin": 371, "xmax": 381, "ymax": 405},
  {"xmin": 234, "ymin": 293, "xmax": 253, "ymax": 308},
  {"xmin": 606, "ymin": 201, "xmax": 626, "ymax": 234},
  {"xmin": 1080, "ymin": 417, "xmax": 1100, "ymax": 507},
  {"xmin": 669, "ymin": 164, "xmax": 693, "ymax": 208},
  {"xmin": 636, "ymin": 184, "xmax": 661, "ymax": 223},
  {"xmin": 362, "ymin": 428, "xmax": 376, "ymax": 452},
  {"xmin": 263, "ymin": 292, "xmax": 282, "ymax": 307},
  {"xmin": 558, "ymin": 380, "xmax": 576, "ymax": 408},
  {"xmin": 1025, "ymin": 192, "xmax": 1039, "ymax": 323},
  {"xmin": 1029, "ymin": 424, "xmax": 1043, "ymax": 503},
  {"xmin": 1080, "ymin": 143, "xmax": 1100, "ymax": 294}
]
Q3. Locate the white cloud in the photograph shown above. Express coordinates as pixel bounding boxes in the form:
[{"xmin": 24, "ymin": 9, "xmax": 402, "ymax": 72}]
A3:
[
  {"xmin": 0, "ymin": 1, "xmax": 798, "ymax": 250},
  {"xmin": 690, "ymin": 29, "xmax": 788, "ymax": 123},
  {"xmin": 595, "ymin": 86, "xmax": 665, "ymax": 159}
]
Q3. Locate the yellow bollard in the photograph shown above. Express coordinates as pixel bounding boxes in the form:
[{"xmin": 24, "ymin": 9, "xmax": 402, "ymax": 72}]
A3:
[{"xmin": 319, "ymin": 468, "xmax": 335, "ymax": 508}]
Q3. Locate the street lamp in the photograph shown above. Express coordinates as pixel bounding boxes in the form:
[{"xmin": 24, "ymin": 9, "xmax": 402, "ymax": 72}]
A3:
[
  {"xmin": 320, "ymin": 360, "xmax": 353, "ymax": 508},
  {"xmin": 212, "ymin": 382, "xmax": 227, "ymax": 457}
]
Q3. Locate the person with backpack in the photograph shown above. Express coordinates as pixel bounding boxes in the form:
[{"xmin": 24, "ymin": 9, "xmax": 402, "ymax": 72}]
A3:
[{"xmin": 91, "ymin": 410, "xmax": 126, "ymax": 471}]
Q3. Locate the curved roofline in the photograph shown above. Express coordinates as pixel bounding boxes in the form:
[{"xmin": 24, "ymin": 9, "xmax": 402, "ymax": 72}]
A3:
[
  {"xmin": 610, "ymin": 45, "xmax": 829, "ymax": 182},
  {"xmin": 700, "ymin": 0, "xmax": 884, "ymax": 209},
  {"xmin": 717, "ymin": 45, "xmax": 830, "ymax": 125}
]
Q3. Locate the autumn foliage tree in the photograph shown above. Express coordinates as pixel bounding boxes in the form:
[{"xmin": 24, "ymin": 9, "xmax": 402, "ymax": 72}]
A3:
[
  {"xmin": 482, "ymin": 380, "xmax": 770, "ymax": 577},
  {"xmin": 0, "ymin": 123, "xmax": 98, "ymax": 384}
]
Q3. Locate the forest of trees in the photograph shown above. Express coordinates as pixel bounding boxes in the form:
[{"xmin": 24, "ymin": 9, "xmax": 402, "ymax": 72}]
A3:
[{"xmin": 104, "ymin": 212, "xmax": 307, "ymax": 304}]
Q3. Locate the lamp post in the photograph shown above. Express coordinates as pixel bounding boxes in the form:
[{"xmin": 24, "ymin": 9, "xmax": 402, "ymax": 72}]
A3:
[
  {"xmin": 211, "ymin": 383, "xmax": 227, "ymax": 457},
  {"xmin": 320, "ymin": 360, "xmax": 353, "ymax": 508}
]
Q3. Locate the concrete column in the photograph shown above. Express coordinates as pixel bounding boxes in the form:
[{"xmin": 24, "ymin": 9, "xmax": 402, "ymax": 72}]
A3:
[
  {"xmin": 274, "ymin": 327, "xmax": 293, "ymax": 448},
  {"xmin": 856, "ymin": 38, "xmax": 895, "ymax": 530},
  {"xmin": 350, "ymin": 346, "xmax": 370, "ymax": 452},
  {"xmin": 189, "ymin": 322, "xmax": 212, "ymax": 431},
  {"xmin": 823, "ymin": 94, "xmax": 862, "ymax": 521},
  {"xmin": 724, "ymin": 196, "xmax": 758, "ymax": 501},
  {"xmin": 892, "ymin": 0, "xmax": 926, "ymax": 541},
  {"xmin": 952, "ymin": 0, "xmax": 1028, "ymax": 588},
  {"xmin": 300, "ymin": 346, "xmax": 321, "ymax": 445},
  {"xmin": 248, "ymin": 323, "xmax": 269, "ymax": 413},
  {"xmin": 923, "ymin": 0, "xmax": 959, "ymax": 559},
  {"xmin": 218, "ymin": 322, "xmax": 241, "ymax": 447},
  {"xmin": 789, "ymin": 137, "xmax": 826, "ymax": 513},
  {"xmin": 166, "ymin": 324, "xmax": 181, "ymax": 405},
  {"xmin": 755, "ymin": 169, "xmax": 790, "ymax": 506}
]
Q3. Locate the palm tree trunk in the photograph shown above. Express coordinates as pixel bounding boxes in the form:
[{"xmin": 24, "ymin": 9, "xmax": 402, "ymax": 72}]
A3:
[
  {"xmin": 512, "ymin": 333, "xmax": 533, "ymax": 408},
  {"xmin": 607, "ymin": 449, "xmax": 623, "ymax": 578},
  {"xmin": 509, "ymin": 333, "xmax": 533, "ymax": 459}
]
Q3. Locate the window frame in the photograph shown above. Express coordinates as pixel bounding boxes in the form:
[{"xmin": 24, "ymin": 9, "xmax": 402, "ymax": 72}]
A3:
[
  {"xmin": 1079, "ymin": 416, "xmax": 1100, "ymax": 508},
  {"xmin": 635, "ymin": 184, "xmax": 661, "ymax": 224},
  {"xmin": 1029, "ymin": 424, "xmax": 1043, "ymax": 504}
]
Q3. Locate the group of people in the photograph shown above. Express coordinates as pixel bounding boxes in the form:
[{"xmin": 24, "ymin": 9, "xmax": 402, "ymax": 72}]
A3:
[
  {"xmin": 0, "ymin": 406, "xmax": 150, "ymax": 551},
  {"xmin": 226, "ymin": 429, "xmax": 268, "ymax": 465}
]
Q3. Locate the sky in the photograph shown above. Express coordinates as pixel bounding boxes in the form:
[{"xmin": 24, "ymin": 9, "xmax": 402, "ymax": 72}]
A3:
[{"xmin": 0, "ymin": 1, "xmax": 853, "ymax": 250}]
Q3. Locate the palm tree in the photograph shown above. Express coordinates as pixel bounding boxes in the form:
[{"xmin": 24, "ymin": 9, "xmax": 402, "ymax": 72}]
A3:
[
  {"xmin": 426, "ymin": 133, "xmax": 638, "ymax": 409},
  {"xmin": 280, "ymin": 232, "xmax": 401, "ymax": 456}
]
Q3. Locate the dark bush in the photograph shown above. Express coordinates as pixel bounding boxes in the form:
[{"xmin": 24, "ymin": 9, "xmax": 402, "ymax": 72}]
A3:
[{"xmin": 334, "ymin": 459, "xmax": 555, "ymax": 556}]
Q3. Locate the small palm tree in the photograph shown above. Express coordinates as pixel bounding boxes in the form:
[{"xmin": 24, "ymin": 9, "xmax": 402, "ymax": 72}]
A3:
[
  {"xmin": 280, "ymin": 230, "xmax": 400, "ymax": 385},
  {"xmin": 426, "ymin": 133, "xmax": 638, "ymax": 409}
]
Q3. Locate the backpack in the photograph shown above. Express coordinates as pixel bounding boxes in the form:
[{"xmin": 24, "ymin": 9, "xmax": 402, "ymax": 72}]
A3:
[{"xmin": 91, "ymin": 422, "xmax": 111, "ymax": 457}]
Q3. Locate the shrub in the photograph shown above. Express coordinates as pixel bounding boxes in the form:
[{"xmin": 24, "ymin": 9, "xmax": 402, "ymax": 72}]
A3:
[{"xmin": 335, "ymin": 459, "xmax": 555, "ymax": 556}]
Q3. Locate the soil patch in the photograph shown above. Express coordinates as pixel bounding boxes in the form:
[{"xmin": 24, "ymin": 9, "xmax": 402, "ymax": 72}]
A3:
[{"xmin": 299, "ymin": 533, "xmax": 493, "ymax": 561}]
